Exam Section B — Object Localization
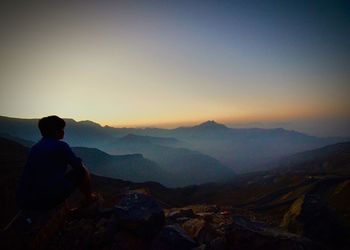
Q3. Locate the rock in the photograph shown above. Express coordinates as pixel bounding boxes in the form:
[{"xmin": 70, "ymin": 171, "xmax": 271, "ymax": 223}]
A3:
[
  {"xmin": 193, "ymin": 244, "xmax": 207, "ymax": 250},
  {"xmin": 225, "ymin": 216, "xmax": 323, "ymax": 250},
  {"xmin": 167, "ymin": 211, "xmax": 184, "ymax": 222},
  {"xmin": 166, "ymin": 211, "xmax": 194, "ymax": 224},
  {"xmin": 204, "ymin": 205, "xmax": 219, "ymax": 213},
  {"xmin": 91, "ymin": 217, "xmax": 116, "ymax": 246},
  {"xmin": 219, "ymin": 211, "xmax": 230, "ymax": 216},
  {"xmin": 67, "ymin": 192, "xmax": 105, "ymax": 220},
  {"xmin": 152, "ymin": 224, "xmax": 197, "ymax": 250},
  {"xmin": 167, "ymin": 208, "xmax": 195, "ymax": 221},
  {"xmin": 3, "ymin": 205, "xmax": 69, "ymax": 249},
  {"xmin": 74, "ymin": 222, "xmax": 95, "ymax": 249},
  {"xmin": 114, "ymin": 192, "xmax": 165, "ymax": 237},
  {"xmin": 182, "ymin": 218, "xmax": 218, "ymax": 245},
  {"xmin": 196, "ymin": 212, "xmax": 214, "ymax": 222},
  {"xmin": 176, "ymin": 217, "xmax": 192, "ymax": 223},
  {"xmin": 96, "ymin": 217, "xmax": 108, "ymax": 228},
  {"xmin": 281, "ymin": 194, "xmax": 348, "ymax": 248},
  {"xmin": 113, "ymin": 229, "xmax": 151, "ymax": 250},
  {"xmin": 98, "ymin": 207, "xmax": 115, "ymax": 218},
  {"xmin": 180, "ymin": 208, "xmax": 195, "ymax": 218},
  {"xmin": 191, "ymin": 205, "xmax": 219, "ymax": 213},
  {"xmin": 208, "ymin": 237, "xmax": 227, "ymax": 250}
]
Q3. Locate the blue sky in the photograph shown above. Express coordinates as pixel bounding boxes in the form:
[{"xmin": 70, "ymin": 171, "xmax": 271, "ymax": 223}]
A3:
[{"xmin": 0, "ymin": 0, "xmax": 349, "ymax": 136}]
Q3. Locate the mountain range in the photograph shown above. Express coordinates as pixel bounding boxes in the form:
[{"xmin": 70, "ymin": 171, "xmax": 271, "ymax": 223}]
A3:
[
  {"xmin": 1, "ymin": 134, "xmax": 349, "ymax": 249},
  {"xmin": 71, "ymin": 147, "xmax": 171, "ymax": 184},
  {"xmin": 0, "ymin": 115, "xmax": 347, "ymax": 176},
  {"xmin": 0, "ymin": 116, "xmax": 236, "ymax": 186}
]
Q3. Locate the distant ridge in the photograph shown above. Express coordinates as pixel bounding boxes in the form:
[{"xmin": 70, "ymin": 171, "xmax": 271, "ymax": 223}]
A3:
[
  {"xmin": 276, "ymin": 141, "xmax": 350, "ymax": 174},
  {"xmin": 194, "ymin": 120, "xmax": 229, "ymax": 130},
  {"xmin": 77, "ymin": 120, "xmax": 102, "ymax": 127},
  {"xmin": 71, "ymin": 147, "xmax": 171, "ymax": 184},
  {"xmin": 1, "ymin": 115, "xmax": 347, "ymax": 174},
  {"xmin": 1, "ymin": 134, "xmax": 349, "ymax": 249},
  {"xmin": 120, "ymin": 133, "xmax": 179, "ymax": 146}
]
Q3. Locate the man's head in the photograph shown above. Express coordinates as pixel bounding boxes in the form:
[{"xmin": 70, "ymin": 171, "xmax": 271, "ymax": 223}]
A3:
[{"xmin": 38, "ymin": 115, "xmax": 65, "ymax": 139}]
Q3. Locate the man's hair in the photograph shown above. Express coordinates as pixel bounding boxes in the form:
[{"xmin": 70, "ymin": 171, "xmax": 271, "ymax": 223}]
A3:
[{"xmin": 38, "ymin": 115, "xmax": 66, "ymax": 137}]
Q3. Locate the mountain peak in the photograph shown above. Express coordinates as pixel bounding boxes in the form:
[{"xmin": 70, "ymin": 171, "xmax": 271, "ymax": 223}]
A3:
[
  {"xmin": 78, "ymin": 120, "xmax": 102, "ymax": 127},
  {"xmin": 196, "ymin": 120, "xmax": 228, "ymax": 129}
]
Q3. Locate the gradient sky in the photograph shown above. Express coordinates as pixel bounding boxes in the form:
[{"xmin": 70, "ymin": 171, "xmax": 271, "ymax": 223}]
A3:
[{"xmin": 1, "ymin": 1, "xmax": 349, "ymax": 136}]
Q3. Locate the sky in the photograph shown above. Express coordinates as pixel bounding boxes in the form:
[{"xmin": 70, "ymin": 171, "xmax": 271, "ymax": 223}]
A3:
[{"xmin": 0, "ymin": 0, "xmax": 349, "ymax": 136}]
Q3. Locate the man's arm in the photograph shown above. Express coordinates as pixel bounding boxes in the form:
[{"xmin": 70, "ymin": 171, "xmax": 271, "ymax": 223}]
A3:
[
  {"xmin": 61, "ymin": 142, "xmax": 83, "ymax": 169},
  {"xmin": 61, "ymin": 142, "xmax": 95, "ymax": 202}
]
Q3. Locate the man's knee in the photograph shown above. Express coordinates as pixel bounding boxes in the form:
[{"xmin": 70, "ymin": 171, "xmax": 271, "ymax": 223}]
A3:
[{"xmin": 65, "ymin": 165, "xmax": 88, "ymax": 186}]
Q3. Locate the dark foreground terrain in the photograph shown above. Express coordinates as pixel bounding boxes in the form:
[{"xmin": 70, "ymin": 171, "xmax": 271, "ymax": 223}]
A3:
[{"xmin": 0, "ymin": 137, "xmax": 349, "ymax": 249}]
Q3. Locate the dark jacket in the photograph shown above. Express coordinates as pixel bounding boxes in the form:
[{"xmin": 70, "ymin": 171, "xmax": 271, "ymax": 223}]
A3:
[{"xmin": 17, "ymin": 137, "xmax": 82, "ymax": 209}]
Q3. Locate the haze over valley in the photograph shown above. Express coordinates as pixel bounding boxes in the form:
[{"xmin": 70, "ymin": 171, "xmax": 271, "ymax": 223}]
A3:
[
  {"xmin": 1, "ymin": 120, "xmax": 350, "ymax": 249},
  {"xmin": 0, "ymin": 115, "xmax": 348, "ymax": 187},
  {"xmin": 1, "ymin": 1, "xmax": 350, "ymax": 249}
]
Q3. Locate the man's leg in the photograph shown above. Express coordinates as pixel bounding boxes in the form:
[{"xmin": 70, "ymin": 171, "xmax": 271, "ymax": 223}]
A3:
[
  {"xmin": 65, "ymin": 165, "xmax": 96, "ymax": 203},
  {"xmin": 78, "ymin": 166, "xmax": 97, "ymax": 203}
]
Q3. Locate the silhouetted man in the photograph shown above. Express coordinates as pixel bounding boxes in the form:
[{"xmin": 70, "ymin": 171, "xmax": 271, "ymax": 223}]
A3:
[{"xmin": 17, "ymin": 115, "xmax": 95, "ymax": 210}]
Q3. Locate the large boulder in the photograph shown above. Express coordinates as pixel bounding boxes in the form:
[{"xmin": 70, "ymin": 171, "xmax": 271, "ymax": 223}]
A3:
[
  {"xmin": 113, "ymin": 228, "xmax": 152, "ymax": 250},
  {"xmin": 114, "ymin": 192, "xmax": 165, "ymax": 236},
  {"xmin": 152, "ymin": 224, "xmax": 197, "ymax": 250},
  {"xmin": 281, "ymin": 194, "xmax": 349, "ymax": 248},
  {"xmin": 182, "ymin": 218, "xmax": 218, "ymax": 245},
  {"xmin": 2, "ymin": 204, "xmax": 68, "ymax": 250},
  {"xmin": 225, "ymin": 216, "xmax": 322, "ymax": 250},
  {"xmin": 208, "ymin": 236, "xmax": 227, "ymax": 250},
  {"xmin": 166, "ymin": 208, "xmax": 195, "ymax": 221}
]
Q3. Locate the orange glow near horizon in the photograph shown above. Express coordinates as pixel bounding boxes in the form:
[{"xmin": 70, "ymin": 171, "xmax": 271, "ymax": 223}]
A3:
[
  {"xmin": 99, "ymin": 107, "xmax": 349, "ymax": 129},
  {"xmin": 1, "ymin": 2, "xmax": 349, "ymax": 136}
]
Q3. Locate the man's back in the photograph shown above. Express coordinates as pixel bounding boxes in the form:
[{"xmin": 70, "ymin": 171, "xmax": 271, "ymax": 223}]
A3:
[
  {"xmin": 18, "ymin": 138, "xmax": 81, "ymax": 195},
  {"xmin": 17, "ymin": 115, "xmax": 94, "ymax": 210}
]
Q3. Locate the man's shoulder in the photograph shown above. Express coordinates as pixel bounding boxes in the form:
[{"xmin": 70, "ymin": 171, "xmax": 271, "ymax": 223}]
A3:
[
  {"xmin": 35, "ymin": 138, "xmax": 71, "ymax": 150},
  {"xmin": 57, "ymin": 140, "xmax": 69, "ymax": 146},
  {"xmin": 56, "ymin": 140, "xmax": 72, "ymax": 150}
]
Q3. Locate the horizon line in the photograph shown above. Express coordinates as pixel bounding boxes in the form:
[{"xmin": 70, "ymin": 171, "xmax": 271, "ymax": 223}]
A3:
[
  {"xmin": 2, "ymin": 114, "xmax": 350, "ymax": 139},
  {"xmin": 0, "ymin": 114, "xmax": 296, "ymax": 130}
]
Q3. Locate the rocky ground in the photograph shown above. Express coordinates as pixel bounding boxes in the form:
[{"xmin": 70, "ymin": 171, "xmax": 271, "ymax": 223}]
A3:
[
  {"xmin": 1, "ymin": 137, "xmax": 349, "ymax": 249},
  {"xmin": 2, "ymin": 190, "xmax": 327, "ymax": 250}
]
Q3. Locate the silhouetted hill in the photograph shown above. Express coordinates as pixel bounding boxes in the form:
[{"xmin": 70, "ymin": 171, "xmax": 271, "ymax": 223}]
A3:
[
  {"xmin": 0, "ymin": 133, "xmax": 34, "ymax": 147},
  {"xmin": 196, "ymin": 120, "xmax": 229, "ymax": 129},
  {"xmin": 106, "ymin": 120, "xmax": 347, "ymax": 172},
  {"xmin": 72, "ymin": 147, "xmax": 173, "ymax": 185},
  {"xmin": 1, "ymin": 137, "xmax": 349, "ymax": 249},
  {"xmin": 0, "ymin": 116, "xmax": 236, "ymax": 186},
  {"xmin": 0, "ymin": 137, "xmax": 28, "ymax": 228},
  {"xmin": 0, "ymin": 116, "xmax": 39, "ymax": 142},
  {"xmin": 276, "ymin": 141, "xmax": 350, "ymax": 174},
  {"xmin": 167, "ymin": 125, "xmax": 347, "ymax": 173},
  {"xmin": 120, "ymin": 133, "xmax": 180, "ymax": 147},
  {"xmin": 0, "ymin": 137, "xmax": 181, "ymax": 225},
  {"xmin": 1, "ymin": 115, "xmax": 347, "ymax": 174},
  {"xmin": 105, "ymin": 137, "xmax": 234, "ymax": 186},
  {"xmin": 0, "ymin": 116, "xmax": 112, "ymax": 148},
  {"xmin": 165, "ymin": 141, "xmax": 350, "ymax": 248},
  {"xmin": 175, "ymin": 120, "xmax": 229, "ymax": 133}
]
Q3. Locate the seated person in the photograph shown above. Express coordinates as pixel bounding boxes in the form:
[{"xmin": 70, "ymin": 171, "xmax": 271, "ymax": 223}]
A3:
[{"xmin": 17, "ymin": 115, "xmax": 95, "ymax": 210}]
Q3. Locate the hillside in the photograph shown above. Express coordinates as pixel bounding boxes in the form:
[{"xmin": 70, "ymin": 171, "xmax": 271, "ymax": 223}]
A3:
[
  {"xmin": 120, "ymin": 134, "xmax": 181, "ymax": 147},
  {"xmin": 275, "ymin": 141, "xmax": 350, "ymax": 174},
  {"xmin": 1, "ymin": 116, "xmax": 346, "ymax": 174},
  {"xmin": 166, "ymin": 122, "xmax": 347, "ymax": 173},
  {"xmin": 72, "ymin": 147, "xmax": 173, "ymax": 186},
  {"xmin": 1, "ymin": 137, "xmax": 349, "ymax": 249},
  {"xmin": 105, "ymin": 120, "xmax": 348, "ymax": 172},
  {"xmin": 104, "ymin": 135, "xmax": 234, "ymax": 186},
  {"xmin": 0, "ymin": 116, "xmax": 235, "ymax": 185}
]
